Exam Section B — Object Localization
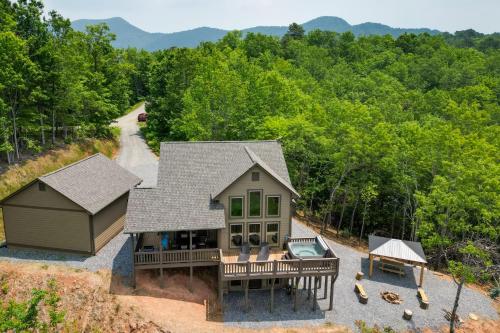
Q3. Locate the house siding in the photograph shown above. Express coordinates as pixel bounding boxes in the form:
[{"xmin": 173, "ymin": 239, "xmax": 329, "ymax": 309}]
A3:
[
  {"xmin": 3, "ymin": 180, "xmax": 83, "ymax": 210},
  {"xmin": 3, "ymin": 206, "xmax": 91, "ymax": 253},
  {"xmin": 217, "ymin": 166, "xmax": 292, "ymax": 250},
  {"xmin": 93, "ymin": 193, "xmax": 128, "ymax": 252}
]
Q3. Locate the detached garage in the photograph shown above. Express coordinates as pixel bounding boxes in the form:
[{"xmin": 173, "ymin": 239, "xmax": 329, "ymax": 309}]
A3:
[{"xmin": 0, "ymin": 153, "xmax": 141, "ymax": 254}]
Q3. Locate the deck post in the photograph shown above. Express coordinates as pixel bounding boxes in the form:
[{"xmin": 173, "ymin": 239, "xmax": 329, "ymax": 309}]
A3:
[
  {"xmin": 328, "ymin": 274, "xmax": 335, "ymax": 310},
  {"xmin": 159, "ymin": 234, "xmax": 164, "ymax": 288},
  {"xmin": 189, "ymin": 231, "xmax": 193, "ymax": 292},
  {"xmin": 293, "ymin": 277, "xmax": 298, "ymax": 312},
  {"xmin": 313, "ymin": 277, "xmax": 318, "ymax": 311},
  {"xmin": 302, "ymin": 276, "xmax": 306, "ymax": 290},
  {"xmin": 244, "ymin": 279, "xmax": 249, "ymax": 312},
  {"xmin": 307, "ymin": 276, "xmax": 311, "ymax": 300},
  {"xmin": 218, "ymin": 262, "xmax": 223, "ymax": 312},
  {"xmin": 130, "ymin": 234, "xmax": 136, "ymax": 289},
  {"xmin": 369, "ymin": 254, "xmax": 374, "ymax": 277},
  {"xmin": 419, "ymin": 263, "xmax": 425, "ymax": 287},
  {"xmin": 323, "ymin": 275, "xmax": 328, "ymax": 299},
  {"xmin": 270, "ymin": 278, "xmax": 275, "ymax": 313}
]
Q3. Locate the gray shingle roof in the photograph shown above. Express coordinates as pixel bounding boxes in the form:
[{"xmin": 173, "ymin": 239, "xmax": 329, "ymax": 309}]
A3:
[
  {"xmin": 369, "ymin": 235, "xmax": 427, "ymax": 264},
  {"xmin": 39, "ymin": 153, "xmax": 142, "ymax": 215},
  {"xmin": 124, "ymin": 141, "xmax": 298, "ymax": 233}
]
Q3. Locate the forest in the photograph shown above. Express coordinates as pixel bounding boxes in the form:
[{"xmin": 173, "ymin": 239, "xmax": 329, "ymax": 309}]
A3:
[
  {"xmin": 0, "ymin": 0, "xmax": 150, "ymax": 165},
  {"xmin": 143, "ymin": 25, "xmax": 500, "ymax": 269},
  {"xmin": 0, "ymin": 1, "xmax": 499, "ymax": 271}
]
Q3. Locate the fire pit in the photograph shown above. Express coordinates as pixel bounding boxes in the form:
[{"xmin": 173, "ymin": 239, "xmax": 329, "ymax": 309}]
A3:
[{"xmin": 381, "ymin": 291, "xmax": 402, "ymax": 304}]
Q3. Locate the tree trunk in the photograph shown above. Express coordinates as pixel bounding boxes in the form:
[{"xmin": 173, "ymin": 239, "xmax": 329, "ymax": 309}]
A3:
[
  {"xmin": 51, "ymin": 108, "xmax": 56, "ymax": 144},
  {"xmin": 2, "ymin": 121, "xmax": 12, "ymax": 165},
  {"xmin": 336, "ymin": 187, "xmax": 349, "ymax": 237},
  {"xmin": 321, "ymin": 168, "xmax": 349, "ymax": 234},
  {"xmin": 39, "ymin": 106, "xmax": 45, "ymax": 146},
  {"xmin": 450, "ymin": 278, "xmax": 464, "ymax": 333},
  {"xmin": 390, "ymin": 202, "xmax": 397, "ymax": 238},
  {"xmin": 349, "ymin": 194, "xmax": 359, "ymax": 236},
  {"xmin": 11, "ymin": 106, "xmax": 20, "ymax": 160},
  {"xmin": 359, "ymin": 201, "xmax": 368, "ymax": 243}
]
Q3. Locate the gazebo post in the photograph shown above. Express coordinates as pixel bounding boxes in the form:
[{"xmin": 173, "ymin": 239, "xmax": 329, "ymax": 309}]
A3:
[
  {"xmin": 419, "ymin": 263, "xmax": 425, "ymax": 287},
  {"xmin": 369, "ymin": 254, "xmax": 374, "ymax": 277}
]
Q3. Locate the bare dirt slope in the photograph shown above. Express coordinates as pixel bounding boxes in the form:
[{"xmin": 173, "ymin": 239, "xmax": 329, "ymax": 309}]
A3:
[{"xmin": 0, "ymin": 261, "xmax": 350, "ymax": 333}]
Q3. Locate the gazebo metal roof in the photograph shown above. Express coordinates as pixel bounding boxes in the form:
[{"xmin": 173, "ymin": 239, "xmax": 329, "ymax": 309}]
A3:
[{"xmin": 369, "ymin": 235, "xmax": 427, "ymax": 264}]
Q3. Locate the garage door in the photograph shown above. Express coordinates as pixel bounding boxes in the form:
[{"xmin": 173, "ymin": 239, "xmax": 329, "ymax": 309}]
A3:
[{"xmin": 3, "ymin": 206, "xmax": 91, "ymax": 253}]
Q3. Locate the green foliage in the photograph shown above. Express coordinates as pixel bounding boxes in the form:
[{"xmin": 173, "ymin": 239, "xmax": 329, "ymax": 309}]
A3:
[
  {"xmin": 0, "ymin": 278, "xmax": 65, "ymax": 332},
  {"xmin": 144, "ymin": 28, "xmax": 500, "ymax": 267},
  {"xmin": 355, "ymin": 320, "xmax": 396, "ymax": 333},
  {"xmin": 0, "ymin": 0, "xmax": 150, "ymax": 164}
]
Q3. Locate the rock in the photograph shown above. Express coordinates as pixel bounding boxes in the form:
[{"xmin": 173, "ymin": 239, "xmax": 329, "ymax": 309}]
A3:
[
  {"xmin": 469, "ymin": 313, "xmax": 479, "ymax": 320},
  {"xmin": 403, "ymin": 309, "xmax": 413, "ymax": 320}
]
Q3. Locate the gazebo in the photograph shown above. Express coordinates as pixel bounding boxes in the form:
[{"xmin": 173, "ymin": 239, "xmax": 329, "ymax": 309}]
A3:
[{"xmin": 368, "ymin": 235, "xmax": 427, "ymax": 286}]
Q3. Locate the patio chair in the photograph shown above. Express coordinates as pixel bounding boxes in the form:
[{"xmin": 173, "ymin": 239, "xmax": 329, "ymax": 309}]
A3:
[
  {"xmin": 256, "ymin": 242, "xmax": 269, "ymax": 261},
  {"xmin": 238, "ymin": 243, "xmax": 251, "ymax": 262},
  {"xmin": 231, "ymin": 234, "xmax": 243, "ymax": 247}
]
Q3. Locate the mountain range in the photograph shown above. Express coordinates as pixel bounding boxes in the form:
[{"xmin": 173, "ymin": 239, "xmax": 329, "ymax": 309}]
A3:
[{"xmin": 71, "ymin": 16, "xmax": 440, "ymax": 51}]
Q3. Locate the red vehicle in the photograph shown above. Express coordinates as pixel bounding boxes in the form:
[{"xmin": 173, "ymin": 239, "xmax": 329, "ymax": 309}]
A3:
[{"xmin": 138, "ymin": 112, "xmax": 147, "ymax": 122}]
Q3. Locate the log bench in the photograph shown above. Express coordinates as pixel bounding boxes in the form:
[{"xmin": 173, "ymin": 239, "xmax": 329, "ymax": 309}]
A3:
[
  {"xmin": 354, "ymin": 282, "xmax": 368, "ymax": 304},
  {"xmin": 417, "ymin": 287, "xmax": 429, "ymax": 309},
  {"xmin": 379, "ymin": 258, "xmax": 405, "ymax": 276}
]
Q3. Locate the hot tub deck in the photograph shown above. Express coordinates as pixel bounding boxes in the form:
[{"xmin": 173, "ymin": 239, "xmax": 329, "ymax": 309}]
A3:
[{"xmin": 222, "ymin": 249, "xmax": 287, "ymax": 263}]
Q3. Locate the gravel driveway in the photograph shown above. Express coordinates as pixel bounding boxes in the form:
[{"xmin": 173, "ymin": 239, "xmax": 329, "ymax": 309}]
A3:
[
  {"xmin": 115, "ymin": 103, "xmax": 158, "ymax": 187},
  {"xmin": 223, "ymin": 219, "xmax": 498, "ymax": 331}
]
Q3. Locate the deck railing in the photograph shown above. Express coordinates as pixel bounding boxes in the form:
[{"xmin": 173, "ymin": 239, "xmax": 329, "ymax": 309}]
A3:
[
  {"xmin": 221, "ymin": 257, "xmax": 339, "ymax": 280},
  {"xmin": 134, "ymin": 248, "xmax": 221, "ymax": 266}
]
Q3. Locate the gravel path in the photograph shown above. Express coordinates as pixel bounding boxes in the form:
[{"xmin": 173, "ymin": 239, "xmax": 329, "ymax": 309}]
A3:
[
  {"xmin": 223, "ymin": 219, "xmax": 498, "ymax": 331},
  {"xmin": 115, "ymin": 103, "xmax": 158, "ymax": 188}
]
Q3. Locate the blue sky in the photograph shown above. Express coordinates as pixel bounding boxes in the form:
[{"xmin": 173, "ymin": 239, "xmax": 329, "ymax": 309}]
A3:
[{"xmin": 43, "ymin": 0, "xmax": 500, "ymax": 34}]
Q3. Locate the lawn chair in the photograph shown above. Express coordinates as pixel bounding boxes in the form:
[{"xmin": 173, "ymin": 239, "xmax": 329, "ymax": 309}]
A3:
[
  {"xmin": 238, "ymin": 242, "xmax": 250, "ymax": 262},
  {"xmin": 256, "ymin": 242, "xmax": 269, "ymax": 261}
]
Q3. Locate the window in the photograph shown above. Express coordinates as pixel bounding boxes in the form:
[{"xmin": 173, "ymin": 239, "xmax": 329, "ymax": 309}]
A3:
[
  {"xmin": 248, "ymin": 223, "xmax": 261, "ymax": 246},
  {"xmin": 38, "ymin": 182, "xmax": 46, "ymax": 191},
  {"xmin": 266, "ymin": 195, "xmax": 281, "ymax": 217},
  {"xmin": 248, "ymin": 190, "xmax": 262, "ymax": 217},
  {"xmin": 229, "ymin": 196, "xmax": 243, "ymax": 218},
  {"xmin": 266, "ymin": 222, "xmax": 279, "ymax": 246},
  {"xmin": 229, "ymin": 224, "xmax": 243, "ymax": 248},
  {"xmin": 251, "ymin": 171, "xmax": 260, "ymax": 181}
]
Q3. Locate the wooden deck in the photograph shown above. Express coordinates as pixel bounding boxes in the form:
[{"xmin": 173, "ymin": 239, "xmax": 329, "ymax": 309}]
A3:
[
  {"xmin": 134, "ymin": 248, "xmax": 221, "ymax": 269},
  {"xmin": 222, "ymin": 248, "xmax": 287, "ymax": 263}
]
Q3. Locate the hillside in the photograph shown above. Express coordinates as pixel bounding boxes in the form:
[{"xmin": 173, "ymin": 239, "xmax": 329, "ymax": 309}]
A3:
[{"xmin": 71, "ymin": 16, "xmax": 440, "ymax": 51}]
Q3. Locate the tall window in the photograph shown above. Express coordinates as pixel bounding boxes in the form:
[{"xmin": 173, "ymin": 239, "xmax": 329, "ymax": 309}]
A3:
[
  {"xmin": 229, "ymin": 196, "xmax": 243, "ymax": 218},
  {"xmin": 248, "ymin": 223, "xmax": 261, "ymax": 247},
  {"xmin": 248, "ymin": 190, "xmax": 262, "ymax": 217},
  {"xmin": 230, "ymin": 224, "xmax": 243, "ymax": 248},
  {"xmin": 266, "ymin": 195, "xmax": 280, "ymax": 217},
  {"xmin": 266, "ymin": 222, "xmax": 279, "ymax": 246}
]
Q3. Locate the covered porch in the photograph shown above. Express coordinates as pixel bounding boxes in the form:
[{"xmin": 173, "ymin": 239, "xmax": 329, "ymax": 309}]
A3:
[{"xmin": 129, "ymin": 228, "xmax": 222, "ymax": 290}]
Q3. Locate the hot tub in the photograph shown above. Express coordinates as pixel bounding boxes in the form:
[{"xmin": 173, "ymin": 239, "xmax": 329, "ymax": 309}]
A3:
[{"xmin": 287, "ymin": 236, "xmax": 330, "ymax": 259}]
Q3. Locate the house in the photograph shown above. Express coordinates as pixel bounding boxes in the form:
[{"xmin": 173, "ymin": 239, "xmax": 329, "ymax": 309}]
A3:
[
  {"xmin": 0, "ymin": 154, "xmax": 141, "ymax": 254},
  {"xmin": 125, "ymin": 141, "xmax": 339, "ymax": 312}
]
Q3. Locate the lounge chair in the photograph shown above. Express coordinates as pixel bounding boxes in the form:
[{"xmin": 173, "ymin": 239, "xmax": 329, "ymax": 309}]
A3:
[
  {"xmin": 238, "ymin": 242, "xmax": 250, "ymax": 262},
  {"xmin": 256, "ymin": 242, "xmax": 269, "ymax": 261}
]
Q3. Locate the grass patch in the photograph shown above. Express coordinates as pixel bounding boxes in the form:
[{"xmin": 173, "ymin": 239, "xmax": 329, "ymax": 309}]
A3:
[
  {"xmin": 0, "ymin": 136, "xmax": 120, "ymax": 241},
  {"xmin": 125, "ymin": 101, "xmax": 144, "ymax": 115}
]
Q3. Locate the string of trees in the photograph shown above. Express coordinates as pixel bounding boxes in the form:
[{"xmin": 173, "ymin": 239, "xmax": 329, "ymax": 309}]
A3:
[
  {"xmin": 144, "ymin": 24, "xmax": 499, "ymax": 269},
  {"xmin": 0, "ymin": 0, "xmax": 151, "ymax": 164}
]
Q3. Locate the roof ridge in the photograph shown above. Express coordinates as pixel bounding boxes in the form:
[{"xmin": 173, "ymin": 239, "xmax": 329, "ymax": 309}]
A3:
[{"xmin": 39, "ymin": 153, "xmax": 103, "ymax": 179}]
